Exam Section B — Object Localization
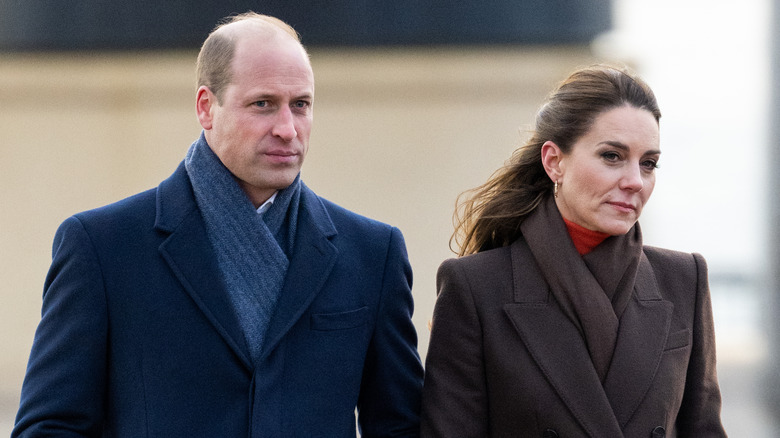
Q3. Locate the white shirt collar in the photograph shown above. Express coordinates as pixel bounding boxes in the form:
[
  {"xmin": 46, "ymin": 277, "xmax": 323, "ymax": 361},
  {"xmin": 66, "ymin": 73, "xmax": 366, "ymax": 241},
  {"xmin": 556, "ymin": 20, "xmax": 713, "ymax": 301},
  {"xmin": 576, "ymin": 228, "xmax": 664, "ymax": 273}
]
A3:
[{"xmin": 256, "ymin": 191, "xmax": 278, "ymax": 215}]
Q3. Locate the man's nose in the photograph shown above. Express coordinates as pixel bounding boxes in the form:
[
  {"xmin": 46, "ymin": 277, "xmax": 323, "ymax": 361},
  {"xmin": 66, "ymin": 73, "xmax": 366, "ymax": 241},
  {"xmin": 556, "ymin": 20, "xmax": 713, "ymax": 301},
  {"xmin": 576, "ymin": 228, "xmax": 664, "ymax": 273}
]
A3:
[{"xmin": 272, "ymin": 107, "xmax": 297, "ymax": 141}]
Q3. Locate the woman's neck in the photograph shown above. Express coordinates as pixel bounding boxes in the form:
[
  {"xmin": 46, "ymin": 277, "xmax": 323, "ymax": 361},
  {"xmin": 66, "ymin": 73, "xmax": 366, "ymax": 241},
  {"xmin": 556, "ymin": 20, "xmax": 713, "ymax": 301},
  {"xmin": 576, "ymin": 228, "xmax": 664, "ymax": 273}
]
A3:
[{"xmin": 562, "ymin": 217, "xmax": 610, "ymax": 255}]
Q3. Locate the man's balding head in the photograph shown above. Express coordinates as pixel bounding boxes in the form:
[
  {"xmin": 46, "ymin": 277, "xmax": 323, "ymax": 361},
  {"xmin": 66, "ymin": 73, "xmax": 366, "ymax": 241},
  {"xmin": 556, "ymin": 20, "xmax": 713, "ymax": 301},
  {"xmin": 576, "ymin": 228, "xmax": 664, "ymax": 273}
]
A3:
[{"xmin": 196, "ymin": 12, "xmax": 308, "ymax": 104}]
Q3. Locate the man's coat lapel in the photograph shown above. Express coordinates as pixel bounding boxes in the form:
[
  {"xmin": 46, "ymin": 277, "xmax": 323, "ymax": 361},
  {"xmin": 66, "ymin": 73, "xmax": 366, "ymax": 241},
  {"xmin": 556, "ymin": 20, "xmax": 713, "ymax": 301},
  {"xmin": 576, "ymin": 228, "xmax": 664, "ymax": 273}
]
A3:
[
  {"xmin": 155, "ymin": 169, "xmax": 341, "ymax": 370},
  {"xmin": 155, "ymin": 163, "xmax": 253, "ymax": 370},
  {"xmin": 260, "ymin": 184, "xmax": 338, "ymax": 360}
]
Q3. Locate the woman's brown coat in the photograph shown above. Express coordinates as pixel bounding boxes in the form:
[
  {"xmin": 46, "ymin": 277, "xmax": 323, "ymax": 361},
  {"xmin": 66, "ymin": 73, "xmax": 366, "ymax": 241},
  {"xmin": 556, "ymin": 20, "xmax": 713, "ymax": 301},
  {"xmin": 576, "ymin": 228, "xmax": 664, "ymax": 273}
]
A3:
[{"xmin": 420, "ymin": 237, "xmax": 726, "ymax": 437}]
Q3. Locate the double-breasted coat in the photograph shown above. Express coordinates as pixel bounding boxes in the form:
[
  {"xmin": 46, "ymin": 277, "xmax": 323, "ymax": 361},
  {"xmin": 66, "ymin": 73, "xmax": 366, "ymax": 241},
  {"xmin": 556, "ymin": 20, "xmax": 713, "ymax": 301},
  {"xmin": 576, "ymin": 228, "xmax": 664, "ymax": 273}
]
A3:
[{"xmin": 421, "ymin": 237, "xmax": 726, "ymax": 437}]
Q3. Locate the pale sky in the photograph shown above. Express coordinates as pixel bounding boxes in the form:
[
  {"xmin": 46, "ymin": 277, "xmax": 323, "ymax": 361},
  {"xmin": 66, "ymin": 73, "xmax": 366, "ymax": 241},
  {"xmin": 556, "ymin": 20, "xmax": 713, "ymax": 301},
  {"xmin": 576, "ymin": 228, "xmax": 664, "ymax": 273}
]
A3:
[{"xmin": 597, "ymin": 0, "xmax": 771, "ymax": 276}]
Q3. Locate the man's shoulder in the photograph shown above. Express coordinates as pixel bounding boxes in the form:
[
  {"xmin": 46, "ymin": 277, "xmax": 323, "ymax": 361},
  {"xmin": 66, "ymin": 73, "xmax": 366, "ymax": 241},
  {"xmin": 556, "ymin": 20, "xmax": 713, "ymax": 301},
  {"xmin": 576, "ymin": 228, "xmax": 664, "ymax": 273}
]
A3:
[
  {"xmin": 302, "ymin": 185, "xmax": 395, "ymax": 236},
  {"xmin": 71, "ymin": 161, "xmax": 190, "ymax": 228},
  {"xmin": 65, "ymin": 187, "xmax": 158, "ymax": 236},
  {"xmin": 321, "ymin": 197, "xmax": 388, "ymax": 227}
]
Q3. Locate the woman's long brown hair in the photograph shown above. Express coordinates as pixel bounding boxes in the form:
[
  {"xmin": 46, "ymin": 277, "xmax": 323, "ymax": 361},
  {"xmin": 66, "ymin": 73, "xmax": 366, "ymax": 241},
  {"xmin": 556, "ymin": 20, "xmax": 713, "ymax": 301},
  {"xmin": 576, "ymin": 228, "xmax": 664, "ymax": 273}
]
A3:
[{"xmin": 452, "ymin": 64, "xmax": 661, "ymax": 256}]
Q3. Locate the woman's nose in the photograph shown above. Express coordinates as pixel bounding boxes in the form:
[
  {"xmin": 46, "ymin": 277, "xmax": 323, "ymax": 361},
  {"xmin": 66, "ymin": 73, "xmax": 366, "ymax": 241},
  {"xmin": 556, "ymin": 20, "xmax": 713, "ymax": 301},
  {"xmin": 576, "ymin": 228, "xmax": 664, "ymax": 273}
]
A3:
[{"xmin": 620, "ymin": 164, "xmax": 644, "ymax": 192}]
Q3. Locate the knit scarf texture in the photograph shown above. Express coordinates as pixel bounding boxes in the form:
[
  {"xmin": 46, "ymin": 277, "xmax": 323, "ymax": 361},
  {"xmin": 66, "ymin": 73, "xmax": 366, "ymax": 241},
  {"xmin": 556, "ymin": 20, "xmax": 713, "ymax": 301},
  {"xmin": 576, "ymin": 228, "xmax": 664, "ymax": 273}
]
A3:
[
  {"xmin": 520, "ymin": 196, "xmax": 642, "ymax": 382},
  {"xmin": 184, "ymin": 133, "xmax": 301, "ymax": 363}
]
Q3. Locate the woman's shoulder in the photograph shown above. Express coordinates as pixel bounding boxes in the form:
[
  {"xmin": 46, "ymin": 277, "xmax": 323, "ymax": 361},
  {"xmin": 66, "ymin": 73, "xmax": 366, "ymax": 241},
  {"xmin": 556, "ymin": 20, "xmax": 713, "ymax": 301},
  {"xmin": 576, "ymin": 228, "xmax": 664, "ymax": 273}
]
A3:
[
  {"xmin": 438, "ymin": 245, "xmax": 515, "ymax": 288},
  {"xmin": 642, "ymin": 245, "xmax": 707, "ymax": 292},
  {"xmin": 440, "ymin": 244, "xmax": 514, "ymax": 271},
  {"xmin": 436, "ymin": 244, "xmax": 517, "ymax": 307},
  {"xmin": 643, "ymin": 245, "xmax": 705, "ymax": 268}
]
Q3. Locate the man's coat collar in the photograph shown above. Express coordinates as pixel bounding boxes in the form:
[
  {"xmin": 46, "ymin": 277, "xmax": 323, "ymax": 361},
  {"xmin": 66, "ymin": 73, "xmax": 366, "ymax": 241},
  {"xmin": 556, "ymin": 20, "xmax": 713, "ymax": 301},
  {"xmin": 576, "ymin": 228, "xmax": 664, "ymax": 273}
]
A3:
[{"xmin": 154, "ymin": 162, "xmax": 338, "ymax": 370}]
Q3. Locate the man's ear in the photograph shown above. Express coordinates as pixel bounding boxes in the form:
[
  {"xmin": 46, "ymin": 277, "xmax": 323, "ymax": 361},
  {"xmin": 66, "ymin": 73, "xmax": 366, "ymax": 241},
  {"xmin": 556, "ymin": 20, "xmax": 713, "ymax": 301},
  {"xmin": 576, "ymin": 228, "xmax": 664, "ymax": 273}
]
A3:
[
  {"xmin": 196, "ymin": 86, "xmax": 216, "ymax": 130},
  {"xmin": 541, "ymin": 140, "xmax": 565, "ymax": 182}
]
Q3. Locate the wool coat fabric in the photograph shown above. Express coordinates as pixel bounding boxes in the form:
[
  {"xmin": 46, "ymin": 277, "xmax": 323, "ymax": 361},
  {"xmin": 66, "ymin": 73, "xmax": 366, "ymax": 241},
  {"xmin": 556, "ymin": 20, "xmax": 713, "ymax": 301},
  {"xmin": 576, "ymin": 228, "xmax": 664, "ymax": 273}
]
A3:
[
  {"xmin": 14, "ymin": 162, "xmax": 424, "ymax": 437},
  {"xmin": 421, "ymin": 236, "xmax": 726, "ymax": 437}
]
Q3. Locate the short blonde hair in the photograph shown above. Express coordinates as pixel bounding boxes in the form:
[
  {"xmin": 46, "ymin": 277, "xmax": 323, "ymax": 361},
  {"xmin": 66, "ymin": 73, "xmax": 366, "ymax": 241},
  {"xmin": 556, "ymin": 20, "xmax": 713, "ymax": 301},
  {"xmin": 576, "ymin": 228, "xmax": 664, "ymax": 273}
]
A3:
[{"xmin": 195, "ymin": 12, "xmax": 303, "ymax": 103}]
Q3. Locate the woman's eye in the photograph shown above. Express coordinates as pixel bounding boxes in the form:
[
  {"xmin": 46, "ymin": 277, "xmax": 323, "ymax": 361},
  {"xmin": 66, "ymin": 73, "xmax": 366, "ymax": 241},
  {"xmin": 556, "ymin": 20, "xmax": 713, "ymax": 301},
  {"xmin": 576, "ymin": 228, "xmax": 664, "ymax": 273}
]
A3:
[
  {"xmin": 642, "ymin": 160, "xmax": 659, "ymax": 170},
  {"xmin": 601, "ymin": 152, "xmax": 620, "ymax": 161}
]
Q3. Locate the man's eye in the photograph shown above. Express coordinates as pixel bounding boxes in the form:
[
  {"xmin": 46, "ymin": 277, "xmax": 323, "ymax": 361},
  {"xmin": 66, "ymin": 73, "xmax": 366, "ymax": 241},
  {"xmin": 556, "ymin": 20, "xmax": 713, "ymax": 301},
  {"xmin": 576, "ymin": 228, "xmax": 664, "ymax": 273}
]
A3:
[
  {"xmin": 254, "ymin": 101, "xmax": 268, "ymax": 107},
  {"xmin": 294, "ymin": 100, "xmax": 310, "ymax": 108}
]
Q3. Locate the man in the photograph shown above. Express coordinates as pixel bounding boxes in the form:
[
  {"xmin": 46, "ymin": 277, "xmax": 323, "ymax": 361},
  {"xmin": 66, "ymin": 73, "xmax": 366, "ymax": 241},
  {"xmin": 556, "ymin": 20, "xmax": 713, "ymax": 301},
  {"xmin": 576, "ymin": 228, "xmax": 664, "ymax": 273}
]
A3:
[{"xmin": 13, "ymin": 12, "xmax": 423, "ymax": 437}]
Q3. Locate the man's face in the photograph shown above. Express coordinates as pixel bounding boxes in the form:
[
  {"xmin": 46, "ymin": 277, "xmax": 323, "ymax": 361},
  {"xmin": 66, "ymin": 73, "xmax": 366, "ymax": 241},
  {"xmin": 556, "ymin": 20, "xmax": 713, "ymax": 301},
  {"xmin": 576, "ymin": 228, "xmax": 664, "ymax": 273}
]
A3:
[{"xmin": 197, "ymin": 32, "xmax": 314, "ymax": 207}]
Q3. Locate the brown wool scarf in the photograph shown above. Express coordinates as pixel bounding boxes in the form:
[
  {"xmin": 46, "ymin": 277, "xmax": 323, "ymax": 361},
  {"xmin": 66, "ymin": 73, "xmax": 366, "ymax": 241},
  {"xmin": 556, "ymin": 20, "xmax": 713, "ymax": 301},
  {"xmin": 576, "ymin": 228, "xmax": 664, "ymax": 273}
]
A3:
[{"xmin": 520, "ymin": 196, "xmax": 642, "ymax": 382}]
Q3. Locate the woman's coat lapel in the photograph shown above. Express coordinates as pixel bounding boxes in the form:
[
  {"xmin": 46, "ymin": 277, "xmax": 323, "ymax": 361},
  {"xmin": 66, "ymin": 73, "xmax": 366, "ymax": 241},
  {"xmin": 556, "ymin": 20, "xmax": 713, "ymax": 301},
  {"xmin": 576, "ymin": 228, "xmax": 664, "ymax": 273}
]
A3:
[
  {"xmin": 503, "ymin": 239, "xmax": 673, "ymax": 436},
  {"xmin": 603, "ymin": 252, "xmax": 673, "ymax": 428}
]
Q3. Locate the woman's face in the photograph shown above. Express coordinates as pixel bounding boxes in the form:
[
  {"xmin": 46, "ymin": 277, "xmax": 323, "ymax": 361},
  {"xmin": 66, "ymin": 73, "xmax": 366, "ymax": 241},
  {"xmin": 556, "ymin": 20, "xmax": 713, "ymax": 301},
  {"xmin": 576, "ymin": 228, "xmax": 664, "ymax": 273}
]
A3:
[{"xmin": 547, "ymin": 105, "xmax": 661, "ymax": 235}]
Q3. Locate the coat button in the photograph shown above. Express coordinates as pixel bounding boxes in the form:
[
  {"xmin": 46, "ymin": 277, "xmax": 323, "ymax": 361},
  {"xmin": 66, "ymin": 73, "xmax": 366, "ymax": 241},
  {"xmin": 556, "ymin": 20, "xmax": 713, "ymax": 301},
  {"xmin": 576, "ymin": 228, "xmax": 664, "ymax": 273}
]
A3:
[
  {"xmin": 651, "ymin": 426, "xmax": 666, "ymax": 438},
  {"xmin": 542, "ymin": 429, "xmax": 559, "ymax": 438}
]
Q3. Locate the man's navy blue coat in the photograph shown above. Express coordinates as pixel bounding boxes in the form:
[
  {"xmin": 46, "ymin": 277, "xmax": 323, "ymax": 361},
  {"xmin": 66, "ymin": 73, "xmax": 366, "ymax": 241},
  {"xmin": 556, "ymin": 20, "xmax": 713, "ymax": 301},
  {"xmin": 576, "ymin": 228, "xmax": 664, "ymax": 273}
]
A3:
[{"xmin": 14, "ymin": 162, "xmax": 424, "ymax": 437}]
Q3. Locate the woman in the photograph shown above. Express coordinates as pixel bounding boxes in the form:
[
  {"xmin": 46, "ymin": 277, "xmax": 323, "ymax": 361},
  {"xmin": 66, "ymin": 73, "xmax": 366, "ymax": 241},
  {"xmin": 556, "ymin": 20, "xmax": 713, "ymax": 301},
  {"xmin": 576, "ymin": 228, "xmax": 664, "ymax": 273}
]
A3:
[{"xmin": 420, "ymin": 65, "xmax": 726, "ymax": 437}]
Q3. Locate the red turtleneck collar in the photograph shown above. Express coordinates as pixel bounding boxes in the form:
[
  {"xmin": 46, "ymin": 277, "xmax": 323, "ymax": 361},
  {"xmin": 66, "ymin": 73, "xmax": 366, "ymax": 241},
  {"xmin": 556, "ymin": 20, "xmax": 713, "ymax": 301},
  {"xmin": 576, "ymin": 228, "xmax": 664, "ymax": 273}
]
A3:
[{"xmin": 563, "ymin": 217, "xmax": 610, "ymax": 255}]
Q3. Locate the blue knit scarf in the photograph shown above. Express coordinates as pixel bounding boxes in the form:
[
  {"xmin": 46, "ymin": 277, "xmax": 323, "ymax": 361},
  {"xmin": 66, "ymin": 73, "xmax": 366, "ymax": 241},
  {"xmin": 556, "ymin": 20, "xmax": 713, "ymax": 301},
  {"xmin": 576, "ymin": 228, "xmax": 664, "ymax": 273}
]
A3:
[{"xmin": 184, "ymin": 133, "xmax": 301, "ymax": 363}]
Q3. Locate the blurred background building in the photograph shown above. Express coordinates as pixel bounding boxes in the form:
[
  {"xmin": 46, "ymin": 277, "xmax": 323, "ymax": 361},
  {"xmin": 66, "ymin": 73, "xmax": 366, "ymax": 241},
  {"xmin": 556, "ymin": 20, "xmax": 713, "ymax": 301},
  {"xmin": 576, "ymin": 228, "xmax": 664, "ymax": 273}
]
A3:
[{"xmin": 1, "ymin": 0, "xmax": 776, "ymax": 435}]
